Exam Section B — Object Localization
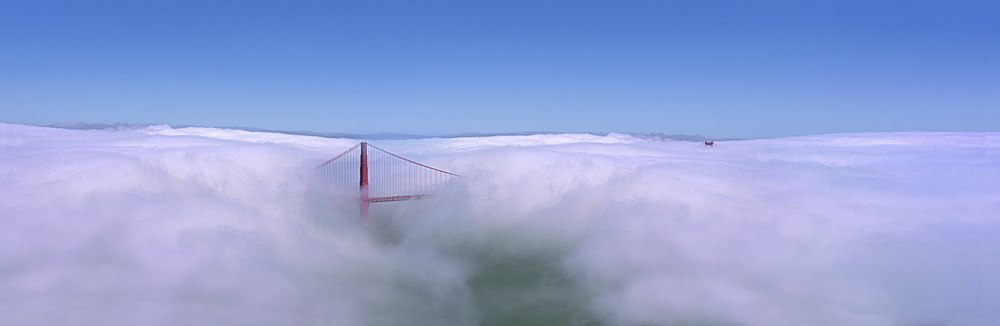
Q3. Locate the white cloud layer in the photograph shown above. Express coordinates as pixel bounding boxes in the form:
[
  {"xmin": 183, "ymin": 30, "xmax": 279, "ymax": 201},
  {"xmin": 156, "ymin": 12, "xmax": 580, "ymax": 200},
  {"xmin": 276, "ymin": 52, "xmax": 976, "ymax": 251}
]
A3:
[{"xmin": 2, "ymin": 123, "xmax": 999, "ymax": 325}]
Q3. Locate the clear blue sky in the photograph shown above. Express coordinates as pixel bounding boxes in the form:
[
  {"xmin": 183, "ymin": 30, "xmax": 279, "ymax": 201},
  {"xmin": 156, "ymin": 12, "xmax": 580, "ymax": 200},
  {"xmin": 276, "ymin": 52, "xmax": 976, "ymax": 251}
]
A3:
[{"xmin": 1, "ymin": 0, "xmax": 997, "ymax": 138}]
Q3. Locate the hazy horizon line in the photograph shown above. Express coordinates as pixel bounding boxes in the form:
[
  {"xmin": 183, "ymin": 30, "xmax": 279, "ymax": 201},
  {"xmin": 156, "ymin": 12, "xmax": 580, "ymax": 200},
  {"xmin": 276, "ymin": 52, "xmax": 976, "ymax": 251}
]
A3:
[{"xmin": 37, "ymin": 121, "xmax": 737, "ymax": 142}]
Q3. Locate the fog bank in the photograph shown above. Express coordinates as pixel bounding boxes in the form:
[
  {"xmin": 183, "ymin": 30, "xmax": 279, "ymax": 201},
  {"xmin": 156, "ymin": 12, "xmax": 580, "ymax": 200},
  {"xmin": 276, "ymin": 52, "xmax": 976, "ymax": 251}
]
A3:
[{"xmin": 2, "ymin": 123, "xmax": 999, "ymax": 325}]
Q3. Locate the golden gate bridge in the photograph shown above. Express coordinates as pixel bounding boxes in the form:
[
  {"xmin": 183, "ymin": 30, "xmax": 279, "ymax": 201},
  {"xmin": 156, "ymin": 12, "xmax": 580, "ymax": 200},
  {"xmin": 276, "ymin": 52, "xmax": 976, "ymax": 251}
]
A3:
[{"xmin": 316, "ymin": 142, "xmax": 460, "ymax": 224}]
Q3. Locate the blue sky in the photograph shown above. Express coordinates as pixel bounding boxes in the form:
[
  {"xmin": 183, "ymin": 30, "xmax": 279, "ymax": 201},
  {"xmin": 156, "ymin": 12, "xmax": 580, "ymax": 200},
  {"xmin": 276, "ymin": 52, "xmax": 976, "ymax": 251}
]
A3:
[{"xmin": 1, "ymin": 0, "xmax": 997, "ymax": 138}]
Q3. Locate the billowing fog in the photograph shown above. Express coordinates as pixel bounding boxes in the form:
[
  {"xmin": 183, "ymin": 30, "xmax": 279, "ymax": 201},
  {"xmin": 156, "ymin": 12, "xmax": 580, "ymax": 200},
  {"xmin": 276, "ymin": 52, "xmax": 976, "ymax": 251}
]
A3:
[{"xmin": 2, "ymin": 123, "xmax": 998, "ymax": 325}]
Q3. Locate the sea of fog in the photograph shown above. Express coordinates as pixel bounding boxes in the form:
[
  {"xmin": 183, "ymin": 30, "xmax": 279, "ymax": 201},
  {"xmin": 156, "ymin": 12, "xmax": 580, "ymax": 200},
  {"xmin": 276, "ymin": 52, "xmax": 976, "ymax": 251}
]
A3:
[{"xmin": 2, "ymin": 122, "xmax": 999, "ymax": 326}]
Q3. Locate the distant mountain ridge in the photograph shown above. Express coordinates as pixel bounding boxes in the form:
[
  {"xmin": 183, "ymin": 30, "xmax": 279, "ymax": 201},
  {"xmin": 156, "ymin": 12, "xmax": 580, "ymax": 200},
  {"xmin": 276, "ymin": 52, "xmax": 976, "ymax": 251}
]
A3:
[{"xmin": 45, "ymin": 122, "xmax": 736, "ymax": 142}]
